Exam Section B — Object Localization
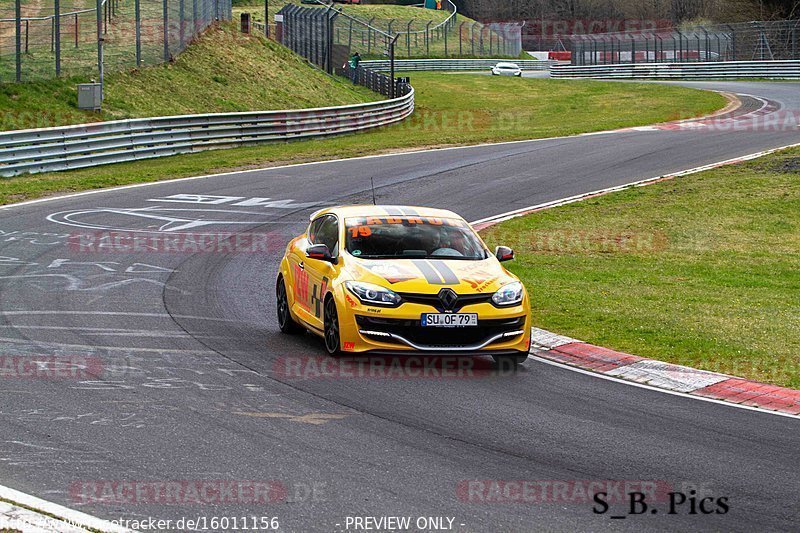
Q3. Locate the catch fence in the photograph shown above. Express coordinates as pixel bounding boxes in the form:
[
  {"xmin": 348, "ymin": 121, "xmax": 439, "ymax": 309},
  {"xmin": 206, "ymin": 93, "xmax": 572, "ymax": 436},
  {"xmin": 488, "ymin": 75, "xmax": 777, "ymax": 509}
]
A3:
[
  {"xmin": 570, "ymin": 20, "xmax": 800, "ymax": 66},
  {"xmin": 0, "ymin": 0, "xmax": 232, "ymax": 82}
]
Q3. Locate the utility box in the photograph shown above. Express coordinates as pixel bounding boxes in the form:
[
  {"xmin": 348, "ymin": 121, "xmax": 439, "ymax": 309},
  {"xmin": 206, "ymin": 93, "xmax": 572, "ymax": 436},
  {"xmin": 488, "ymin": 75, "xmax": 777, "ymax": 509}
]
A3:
[{"xmin": 77, "ymin": 83, "xmax": 102, "ymax": 111}]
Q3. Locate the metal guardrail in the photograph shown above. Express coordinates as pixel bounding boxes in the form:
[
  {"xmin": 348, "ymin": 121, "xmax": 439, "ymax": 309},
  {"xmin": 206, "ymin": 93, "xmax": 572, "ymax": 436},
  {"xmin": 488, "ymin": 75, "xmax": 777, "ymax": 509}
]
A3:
[
  {"xmin": 338, "ymin": 65, "xmax": 412, "ymax": 98},
  {"xmin": 551, "ymin": 60, "xmax": 800, "ymax": 79},
  {"xmin": 363, "ymin": 59, "xmax": 561, "ymax": 71},
  {"xmin": 0, "ymin": 89, "xmax": 415, "ymax": 177}
]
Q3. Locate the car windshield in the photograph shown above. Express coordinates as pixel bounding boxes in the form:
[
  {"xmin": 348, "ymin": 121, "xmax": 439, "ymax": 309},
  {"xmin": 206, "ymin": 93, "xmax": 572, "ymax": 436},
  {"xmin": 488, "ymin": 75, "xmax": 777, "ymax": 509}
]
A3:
[
  {"xmin": 498, "ymin": 63, "xmax": 518, "ymax": 69},
  {"xmin": 345, "ymin": 216, "xmax": 488, "ymax": 260}
]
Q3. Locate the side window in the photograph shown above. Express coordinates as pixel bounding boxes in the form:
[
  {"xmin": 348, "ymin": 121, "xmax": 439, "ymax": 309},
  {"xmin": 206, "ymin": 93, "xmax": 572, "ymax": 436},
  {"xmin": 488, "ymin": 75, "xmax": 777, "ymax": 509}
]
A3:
[
  {"xmin": 308, "ymin": 218, "xmax": 324, "ymax": 245},
  {"xmin": 317, "ymin": 216, "xmax": 339, "ymax": 256},
  {"xmin": 308, "ymin": 215, "xmax": 339, "ymax": 256}
]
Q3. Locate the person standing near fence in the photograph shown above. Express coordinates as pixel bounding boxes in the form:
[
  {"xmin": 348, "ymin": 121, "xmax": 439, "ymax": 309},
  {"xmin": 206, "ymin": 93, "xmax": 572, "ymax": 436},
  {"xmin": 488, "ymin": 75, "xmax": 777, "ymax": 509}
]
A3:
[{"xmin": 348, "ymin": 52, "xmax": 361, "ymax": 83}]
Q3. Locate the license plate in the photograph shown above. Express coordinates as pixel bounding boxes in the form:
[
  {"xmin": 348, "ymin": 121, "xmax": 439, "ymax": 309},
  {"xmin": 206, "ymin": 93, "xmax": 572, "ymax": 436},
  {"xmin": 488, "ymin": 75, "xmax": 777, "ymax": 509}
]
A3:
[{"xmin": 421, "ymin": 313, "xmax": 478, "ymax": 327}]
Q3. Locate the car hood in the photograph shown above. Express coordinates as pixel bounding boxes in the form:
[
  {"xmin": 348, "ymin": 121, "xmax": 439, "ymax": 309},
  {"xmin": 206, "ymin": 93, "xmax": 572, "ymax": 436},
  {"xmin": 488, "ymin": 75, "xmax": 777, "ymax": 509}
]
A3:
[{"xmin": 345, "ymin": 256, "xmax": 517, "ymax": 295}]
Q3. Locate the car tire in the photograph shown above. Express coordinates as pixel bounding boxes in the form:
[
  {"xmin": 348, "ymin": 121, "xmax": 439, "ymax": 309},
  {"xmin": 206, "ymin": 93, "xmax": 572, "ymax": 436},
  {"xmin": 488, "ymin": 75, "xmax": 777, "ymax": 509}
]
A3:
[
  {"xmin": 492, "ymin": 353, "xmax": 528, "ymax": 370},
  {"xmin": 323, "ymin": 296, "xmax": 342, "ymax": 356},
  {"xmin": 276, "ymin": 276, "xmax": 302, "ymax": 334}
]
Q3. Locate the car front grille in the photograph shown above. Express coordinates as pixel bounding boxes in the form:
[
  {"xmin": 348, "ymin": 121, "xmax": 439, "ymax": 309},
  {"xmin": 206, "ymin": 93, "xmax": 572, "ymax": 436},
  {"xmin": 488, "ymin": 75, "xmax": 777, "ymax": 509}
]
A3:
[
  {"xmin": 355, "ymin": 315, "xmax": 525, "ymax": 349},
  {"xmin": 397, "ymin": 292, "xmax": 493, "ymax": 313}
]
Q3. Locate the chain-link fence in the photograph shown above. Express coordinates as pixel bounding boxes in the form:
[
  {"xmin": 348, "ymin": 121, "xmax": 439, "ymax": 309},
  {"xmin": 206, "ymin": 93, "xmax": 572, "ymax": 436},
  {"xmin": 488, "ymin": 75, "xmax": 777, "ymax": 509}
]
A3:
[
  {"xmin": 570, "ymin": 20, "xmax": 800, "ymax": 66},
  {"xmin": 265, "ymin": 0, "xmax": 520, "ymax": 61},
  {"xmin": 277, "ymin": 3, "xmax": 413, "ymax": 99},
  {"xmin": 0, "ymin": 0, "xmax": 232, "ymax": 82},
  {"xmin": 330, "ymin": 1, "xmax": 521, "ymax": 58}
]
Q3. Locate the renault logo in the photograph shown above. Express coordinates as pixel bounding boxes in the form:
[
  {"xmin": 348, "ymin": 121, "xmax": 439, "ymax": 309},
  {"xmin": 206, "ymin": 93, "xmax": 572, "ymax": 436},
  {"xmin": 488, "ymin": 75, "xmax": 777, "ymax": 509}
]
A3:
[{"xmin": 438, "ymin": 288, "xmax": 458, "ymax": 311}]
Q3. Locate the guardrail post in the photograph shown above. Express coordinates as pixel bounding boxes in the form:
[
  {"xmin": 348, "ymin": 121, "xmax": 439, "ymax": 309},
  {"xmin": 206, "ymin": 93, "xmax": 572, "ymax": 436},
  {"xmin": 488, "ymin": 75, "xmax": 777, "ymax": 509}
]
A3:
[
  {"xmin": 55, "ymin": 0, "xmax": 61, "ymax": 75},
  {"xmin": 728, "ymin": 25, "xmax": 736, "ymax": 61},
  {"xmin": 303, "ymin": 10, "xmax": 310, "ymax": 63},
  {"xmin": 179, "ymin": 0, "xmax": 186, "ymax": 49},
  {"xmin": 444, "ymin": 20, "xmax": 448, "ymax": 56},
  {"xmin": 263, "ymin": 0, "xmax": 268, "ymax": 37},
  {"xmin": 407, "ymin": 19, "xmax": 413, "ymax": 57},
  {"xmin": 792, "ymin": 27, "xmax": 797, "ymax": 59},
  {"xmin": 135, "ymin": 0, "xmax": 141, "ymax": 64},
  {"xmin": 368, "ymin": 17, "xmax": 375, "ymax": 55},
  {"xmin": 471, "ymin": 22, "xmax": 476, "ymax": 56},
  {"xmin": 389, "ymin": 34, "xmax": 398, "ymax": 99},
  {"xmin": 326, "ymin": 8, "xmax": 336, "ymax": 74},
  {"xmin": 347, "ymin": 17, "xmax": 352, "ymax": 49},
  {"xmin": 630, "ymin": 35, "xmax": 635, "ymax": 64},
  {"xmin": 459, "ymin": 22, "xmax": 464, "ymax": 56},
  {"xmin": 426, "ymin": 20, "xmax": 431, "ymax": 56},
  {"xmin": 15, "ymin": 0, "xmax": 21, "ymax": 81},
  {"xmin": 163, "ymin": 0, "xmax": 169, "ymax": 61},
  {"xmin": 96, "ymin": 0, "xmax": 103, "ymax": 98}
]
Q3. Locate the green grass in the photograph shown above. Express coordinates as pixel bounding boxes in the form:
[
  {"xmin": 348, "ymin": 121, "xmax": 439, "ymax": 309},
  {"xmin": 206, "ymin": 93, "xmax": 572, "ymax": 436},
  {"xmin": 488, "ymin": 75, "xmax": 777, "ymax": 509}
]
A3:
[
  {"xmin": 336, "ymin": 4, "xmax": 452, "ymax": 26},
  {"xmin": 233, "ymin": 2, "xmax": 505, "ymax": 59},
  {"xmin": 0, "ymin": 73, "xmax": 724, "ymax": 205},
  {"xmin": 481, "ymin": 148, "xmax": 800, "ymax": 389},
  {"xmin": 234, "ymin": 1, "xmax": 455, "ymax": 26},
  {"xmin": 101, "ymin": 24, "xmax": 377, "ymax": 118},
  {"xmin": 0, "ymin": 23, "xmax": 377, "ymax": 130}
]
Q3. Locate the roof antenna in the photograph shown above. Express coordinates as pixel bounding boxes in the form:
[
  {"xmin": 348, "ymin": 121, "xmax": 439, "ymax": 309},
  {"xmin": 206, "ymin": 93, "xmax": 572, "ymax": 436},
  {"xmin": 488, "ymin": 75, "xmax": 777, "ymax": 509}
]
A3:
[{"xmin": 370, "ymin": 177, "xmax": 377, "ymax": 206}]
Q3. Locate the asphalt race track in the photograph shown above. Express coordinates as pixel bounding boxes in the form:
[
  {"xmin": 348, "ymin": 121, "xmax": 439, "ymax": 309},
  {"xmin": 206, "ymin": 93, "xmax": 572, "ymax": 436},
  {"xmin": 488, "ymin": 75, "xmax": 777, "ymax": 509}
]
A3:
[{"xmin": 1, "ymin": 81, "xmax": 799, "ymax": 532}]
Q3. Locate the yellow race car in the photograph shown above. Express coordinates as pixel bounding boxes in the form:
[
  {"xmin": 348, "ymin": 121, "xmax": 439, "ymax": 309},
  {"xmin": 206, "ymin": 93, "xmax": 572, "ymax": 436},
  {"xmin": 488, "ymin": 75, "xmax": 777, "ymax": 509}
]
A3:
[{"xmin": 276, "ymin": 205, "xmax": 531, "ymax": 365}]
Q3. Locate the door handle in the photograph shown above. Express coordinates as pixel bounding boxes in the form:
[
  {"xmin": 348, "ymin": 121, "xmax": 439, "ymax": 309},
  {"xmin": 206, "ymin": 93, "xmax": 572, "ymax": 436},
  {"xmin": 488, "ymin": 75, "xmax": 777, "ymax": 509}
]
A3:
[{"xmin": 298, "ymin": 262, "xmax": 305, "ymax": 270}]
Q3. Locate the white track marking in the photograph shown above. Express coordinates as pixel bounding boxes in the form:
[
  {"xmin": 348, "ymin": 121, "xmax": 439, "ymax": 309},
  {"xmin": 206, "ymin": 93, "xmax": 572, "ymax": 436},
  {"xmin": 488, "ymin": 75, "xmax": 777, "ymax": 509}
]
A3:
[
  {"xmin": 0, "ymin": 484, "xmax": 133, "ymax": 532},
  {"xmin": 0, "ymin": 311, "xmax": 242, "ymax": 322},
  {"xmin": 0, "ymin": 335, "xmax": 236, "ymax": 354},
  {"xmin": 528, "ymin": 354, "xmax": 800, "ymax": 420},
  {"xmin": 471, "ymin": 141, "xmax": 800, "ymax": 227},
  {"xmin": 605, "ymin": 360, "xmax": 730, "ymax": 393}
]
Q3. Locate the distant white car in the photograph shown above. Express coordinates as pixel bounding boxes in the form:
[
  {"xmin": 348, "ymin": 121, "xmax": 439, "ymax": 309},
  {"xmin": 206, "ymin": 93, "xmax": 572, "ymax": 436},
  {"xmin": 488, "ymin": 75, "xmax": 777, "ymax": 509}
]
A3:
[{"xmin": 491, "ymin": 62, "xmax": 522, "ymax": 77}]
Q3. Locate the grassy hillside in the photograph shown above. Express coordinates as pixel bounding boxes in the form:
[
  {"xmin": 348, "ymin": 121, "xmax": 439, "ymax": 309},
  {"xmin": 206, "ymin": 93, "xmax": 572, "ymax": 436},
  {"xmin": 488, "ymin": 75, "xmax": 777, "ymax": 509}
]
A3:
[
  {"xmin": 234, "ymin": 1, "xmax": 458, "ymax": 26},
  {"xmin": 0, "ymin": 23, "xmax": 377, "ymax": 131},
  {"xmin": 235, "ymin": 2, "xmax": 510, "ymax": 59}
]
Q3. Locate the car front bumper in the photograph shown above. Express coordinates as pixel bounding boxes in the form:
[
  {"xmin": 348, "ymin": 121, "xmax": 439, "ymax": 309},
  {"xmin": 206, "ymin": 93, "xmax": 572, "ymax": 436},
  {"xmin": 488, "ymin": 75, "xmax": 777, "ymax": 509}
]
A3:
[{"xmin": 336, "ymin": 298, "xmax": 532, "ymax": 355}]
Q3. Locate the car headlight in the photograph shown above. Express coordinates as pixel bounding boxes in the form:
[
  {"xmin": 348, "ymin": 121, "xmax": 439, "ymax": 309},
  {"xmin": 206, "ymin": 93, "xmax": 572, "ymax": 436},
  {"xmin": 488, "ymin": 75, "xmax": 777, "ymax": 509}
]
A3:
[
  {"xmin": 345, "ymin": 281, "xmax": 402, "ymax": 307},
  {"xmin": 491, "ymin": 281, "xmax": 524, "ymax": 307}
]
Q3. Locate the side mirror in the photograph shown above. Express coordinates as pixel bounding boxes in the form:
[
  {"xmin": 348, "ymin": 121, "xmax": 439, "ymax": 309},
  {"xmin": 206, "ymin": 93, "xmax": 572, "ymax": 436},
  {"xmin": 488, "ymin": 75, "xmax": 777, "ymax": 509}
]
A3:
[
  {"xmin": 306, "ymin": 244, "xmax": 334, "ymax": 262},
  {"xmin": 495, "ymin": 246, "xmax": 514, "ymax": 262}
]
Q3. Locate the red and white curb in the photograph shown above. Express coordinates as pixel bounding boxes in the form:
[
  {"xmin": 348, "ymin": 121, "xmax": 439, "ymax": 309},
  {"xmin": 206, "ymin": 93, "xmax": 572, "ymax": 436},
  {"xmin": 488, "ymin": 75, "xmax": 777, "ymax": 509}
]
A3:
[
  {"xmin": 0, "ymin": 484, "xmax": 133, "ymax": 532},
  {"xmin": 472, "ymin": 141, "xmax": 800, "ymax": 419},
  {"xmin": 530, "ymin": 328, "xmax": 800, "ymax": 417}
]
